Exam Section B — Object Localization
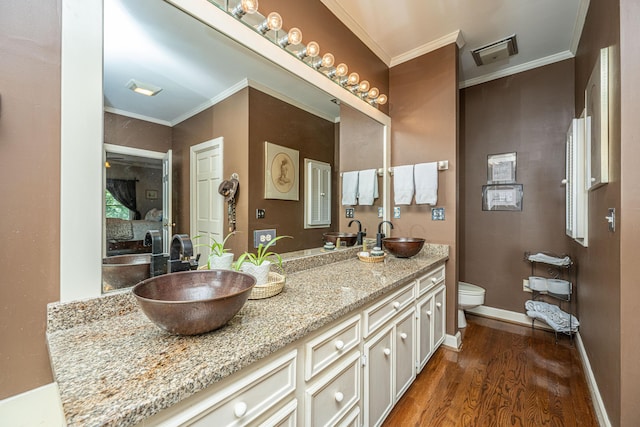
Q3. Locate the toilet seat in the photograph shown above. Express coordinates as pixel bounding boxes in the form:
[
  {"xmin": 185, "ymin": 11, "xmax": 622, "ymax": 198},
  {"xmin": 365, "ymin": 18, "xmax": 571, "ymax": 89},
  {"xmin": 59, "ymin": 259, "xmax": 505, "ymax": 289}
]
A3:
[{"xmin": 458, "ymin": 282, "xmax": 485, "ymax": 296}]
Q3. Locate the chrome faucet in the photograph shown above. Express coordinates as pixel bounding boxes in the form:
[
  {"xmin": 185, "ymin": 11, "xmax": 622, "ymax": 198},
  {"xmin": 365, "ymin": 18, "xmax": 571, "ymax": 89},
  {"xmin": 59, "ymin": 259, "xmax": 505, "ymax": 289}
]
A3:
[
  {"xmin": 348, "ymin": 219, "xmax": 366, "ymax": 245},
  {"xmin": 376, "ymin": 220, "xmax": 394, "ymax": 248}
]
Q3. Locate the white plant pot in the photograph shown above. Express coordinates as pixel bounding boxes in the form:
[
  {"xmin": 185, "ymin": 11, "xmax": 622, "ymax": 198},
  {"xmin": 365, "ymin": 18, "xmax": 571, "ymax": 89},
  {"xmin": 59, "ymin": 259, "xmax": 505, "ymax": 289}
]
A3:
[
  {"xmin": 208, "ymin": 252, "xmax": 234, "ymax": 270},
  {"xmin": 240, "ymin": 260, "xmax": 271, "ymax": 285}
]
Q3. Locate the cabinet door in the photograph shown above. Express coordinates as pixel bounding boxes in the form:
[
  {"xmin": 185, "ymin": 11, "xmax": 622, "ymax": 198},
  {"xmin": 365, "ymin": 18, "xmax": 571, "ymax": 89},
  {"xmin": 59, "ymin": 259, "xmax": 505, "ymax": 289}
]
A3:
[
  {"xmin": 363, "ymin": 325, "xmax": 393, "ymax": 427},
  {"xmin": 416, "ymin": 293, "xmax": 434, "ymax": 372},
  {"xmin": 394, "ymin": 308, "xmax": 416, "ymax": 400},
  {"xmin": 433, "ymin": 285, "xmax": 446, "ymax": 349}
]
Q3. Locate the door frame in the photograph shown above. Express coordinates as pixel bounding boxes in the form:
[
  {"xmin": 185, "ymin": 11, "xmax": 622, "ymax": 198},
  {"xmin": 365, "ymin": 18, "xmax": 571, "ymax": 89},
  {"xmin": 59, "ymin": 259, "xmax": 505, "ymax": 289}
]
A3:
[{"xmin": 189, "ymin": 137, "xmax": 224, "ymax": 253}]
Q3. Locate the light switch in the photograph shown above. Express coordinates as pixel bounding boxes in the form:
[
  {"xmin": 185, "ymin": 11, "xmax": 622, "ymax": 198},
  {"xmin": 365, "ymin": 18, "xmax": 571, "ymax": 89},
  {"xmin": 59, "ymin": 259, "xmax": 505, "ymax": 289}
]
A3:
[
  {"xmin": 431, "ymin": 207, "xmax": 445, "ymax": 221},
  {"xmin": 256, "ymin": 209, "xmax": 265, "ymax": 219},
  {"xmin": 394, "ymin": 207, "xmax": 401, "ymax": 218},
  {"xmin": 345, "ymin": 208, "xmax": 354, "ymax": 218}
]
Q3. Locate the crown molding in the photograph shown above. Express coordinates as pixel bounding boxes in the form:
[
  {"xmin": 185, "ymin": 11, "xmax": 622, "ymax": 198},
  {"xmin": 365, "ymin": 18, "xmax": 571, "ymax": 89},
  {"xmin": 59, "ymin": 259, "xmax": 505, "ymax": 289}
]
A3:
[
  {"xmin": 103, "ymin": 107, "xmax": 172, "ymax": 127},
  {"xmin": 460, "ymin": 50, "xmax": 574, "ymax": 89},
  {"xmin": 570, "ymin": 0, "xmax": 590, "ymax": 54},
  {"xmin": 320, "ymin": 0, "xmax": 391, "ymax": 66},
  {"xmin": 391, "ymin": 30, "xmax": 465, "ymax": 68}
]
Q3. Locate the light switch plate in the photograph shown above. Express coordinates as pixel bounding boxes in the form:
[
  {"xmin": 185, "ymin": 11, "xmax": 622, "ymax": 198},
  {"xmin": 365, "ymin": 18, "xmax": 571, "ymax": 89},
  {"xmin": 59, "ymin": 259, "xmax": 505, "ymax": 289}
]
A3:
[
  {"xmin": 431, "ymin": 207, "xmax": 445, "ymax": 221},
  {"xmin": 345, "ymin": 208, "xmax": 354, "ymax": 218},
  {"xmin": 393, "ymin": 207, "xmax": 401, "ymax": 218},
  {"xmin": 254, "ymin": 229, "xmax": 276, "ymax": 248},
  {"xmin": 256, "ymin": 209, "xmax": 265, "ymax": 219}
]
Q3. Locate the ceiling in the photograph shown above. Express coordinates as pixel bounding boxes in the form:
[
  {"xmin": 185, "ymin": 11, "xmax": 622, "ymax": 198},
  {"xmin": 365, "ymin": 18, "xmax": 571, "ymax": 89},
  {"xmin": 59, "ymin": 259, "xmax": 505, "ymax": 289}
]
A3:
[{"xmin": 104, "ymin": 0, "xmax": 588, "ymax": 125}]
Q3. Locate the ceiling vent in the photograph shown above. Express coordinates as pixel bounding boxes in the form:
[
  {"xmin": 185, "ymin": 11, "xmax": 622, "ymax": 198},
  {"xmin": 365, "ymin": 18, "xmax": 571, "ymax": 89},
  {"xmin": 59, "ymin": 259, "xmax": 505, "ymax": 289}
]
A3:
[{"xmin": 471, "ymin": 35, "xmax": 518, "ymax": 66}]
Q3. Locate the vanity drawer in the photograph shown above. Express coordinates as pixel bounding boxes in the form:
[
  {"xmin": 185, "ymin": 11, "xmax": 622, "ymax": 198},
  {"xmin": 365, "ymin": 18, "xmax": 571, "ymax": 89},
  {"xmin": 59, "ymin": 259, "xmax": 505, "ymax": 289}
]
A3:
[
  {"xmin": 305, "ymin": 315, "xmax": 361, "ymax": 381},
  {"xmin": 189, "ymin": 351, "xmax": 296, "ymax": 427},
  {"xmin": 416, "ymin": 265, "xmax": 445, "ymax": 296},
  {"xmin": 304, "ymin": 351, "xmax": 361, "ymax": 427},
  {"xmin": 363, "ymin": 282, "xmax": 415, "ymax": 337}
]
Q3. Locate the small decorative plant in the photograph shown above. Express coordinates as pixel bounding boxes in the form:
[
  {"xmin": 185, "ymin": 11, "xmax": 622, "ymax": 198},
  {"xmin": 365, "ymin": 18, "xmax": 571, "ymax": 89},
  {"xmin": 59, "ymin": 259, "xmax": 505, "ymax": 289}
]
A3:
[
  {"xmin": 194, "ymin": 232, "xmax": 236, "ymax": 269},
  {"xmin": 234, "ymin": 235, "xmax": 292, "ymax": 284}
]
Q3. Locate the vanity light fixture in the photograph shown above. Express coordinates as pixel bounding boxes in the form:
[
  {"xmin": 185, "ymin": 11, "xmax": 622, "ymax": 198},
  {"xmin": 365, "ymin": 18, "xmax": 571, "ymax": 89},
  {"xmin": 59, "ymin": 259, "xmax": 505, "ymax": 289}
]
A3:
[
  {"xmin": 343, "ymin": 72, "xmax": 359, "ymax": 89},
  {"xmin": 296, "ymin": 41, "xmax": 320, "ymax": 60},
  {"xmin": 312, "ymin": 52, "xmax": 334, "ymax": 70},
  {"xmin": 376, "ymin": 94, "xmax": 388, "ymax": 105},
  {"xmin": 126, "ymin": 79, "xmax": 162, "ymax": 97},
  {"xmin": 367, "ymin": 87, "xmax": 379, "ymax": 99},
  {"xmin": 256, "ymin": 11, "xmax": 282, "ymax": 34},
  {"xmin": 278, "ymin": 27, "xmax": 302, "ymax": 48},
  {"xmin": 357, "ymin": 80, "xmax": 370, "ymax": 97},
  {"xmin": 231, "ymin": 0, "xmax": 259, "ymax": 19},
  {"xmin": 326, "ymin": 62, "xmax": 348, "ymax": 79}
]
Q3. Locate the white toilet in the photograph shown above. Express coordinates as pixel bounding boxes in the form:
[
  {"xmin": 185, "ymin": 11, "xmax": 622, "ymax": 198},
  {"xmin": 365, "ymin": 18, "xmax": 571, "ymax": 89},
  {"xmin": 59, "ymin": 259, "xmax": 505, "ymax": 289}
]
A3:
[{"xmin": 458, "ymin": 281, "xmax": 486, "ymax": 328}]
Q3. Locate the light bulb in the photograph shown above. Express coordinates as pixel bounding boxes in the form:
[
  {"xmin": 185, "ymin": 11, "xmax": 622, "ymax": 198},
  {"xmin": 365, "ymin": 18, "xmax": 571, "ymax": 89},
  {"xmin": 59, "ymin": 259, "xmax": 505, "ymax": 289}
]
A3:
[
  {"xmin": 358, "ymin": 80, "xmax": 370, "ymax": 93},
  {"xmin": 232, "ymin": 0, "xmax": 259, "ymax": 18},
  {"xmin": 376, "ymin": 94, "xmax": 388, "ymax": 105},
  {"xmin": 257, "ymin": 12, "xmax": 282, "ymax": 34},
  {"xmin": 335, "ymin": 63, "xmax": 348, "ymax": 77},
  {"xmin": 306, "ymin": 41, "xmax": 320, "ymax": 57},
  {"xmin": 321, "ymin": 53, "xmax": 335, "ymax": 68},
  {"xmin": 367, "ymin": 87, "xmax": 379, "ymax": 99},
  {"xmin": 347, "ymin": 72, "xmax": 359, "ymax": 86},
  {"xmin": 278, "ymin": 27, "xmax": 302, "ymax": 47}
]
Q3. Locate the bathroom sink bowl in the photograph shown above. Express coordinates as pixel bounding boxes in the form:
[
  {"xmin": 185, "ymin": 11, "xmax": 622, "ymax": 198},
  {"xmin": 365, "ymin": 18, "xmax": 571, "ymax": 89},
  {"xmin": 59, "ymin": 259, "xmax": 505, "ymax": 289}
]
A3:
[
  {"xmin": 382, "ymin": 237, "xmax": 425, "ymax": 258},
  {"xmin": 323, "ymin": 232, "xmax": 358, "ymax": 247},
  {"xmin": 132, "ymin": 270, "xmax": 256, "ymax": 335},
  {"xmin": 102, "ymin": 253, "xmax": 151, "ymax": 291}
]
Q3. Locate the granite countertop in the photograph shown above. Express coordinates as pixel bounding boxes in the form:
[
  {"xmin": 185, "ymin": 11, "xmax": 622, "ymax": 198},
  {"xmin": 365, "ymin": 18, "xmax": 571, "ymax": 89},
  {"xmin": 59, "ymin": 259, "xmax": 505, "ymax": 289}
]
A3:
[{"xmin": 47, "ymin": 245, "xmax": 448, "ymax": 427}]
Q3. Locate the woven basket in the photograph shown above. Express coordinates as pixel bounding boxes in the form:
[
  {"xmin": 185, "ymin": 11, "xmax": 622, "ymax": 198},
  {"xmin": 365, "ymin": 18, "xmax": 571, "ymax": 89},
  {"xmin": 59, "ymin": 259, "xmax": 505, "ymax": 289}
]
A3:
[
  {"xmin": 249, "ymin": 272, "xmax": 286, "ymax": 299},
  {"xmin": 358, "ymin": 253, "xmax": 386, "ymax": 263}
]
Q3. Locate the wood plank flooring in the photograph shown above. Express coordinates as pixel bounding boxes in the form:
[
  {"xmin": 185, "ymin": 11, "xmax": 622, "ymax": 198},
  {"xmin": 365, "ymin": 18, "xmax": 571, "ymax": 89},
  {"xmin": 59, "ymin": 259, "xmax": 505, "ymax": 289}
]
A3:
[{"xmin": 383, "ymin": 315, "xmax": 598, "ymax": 427}]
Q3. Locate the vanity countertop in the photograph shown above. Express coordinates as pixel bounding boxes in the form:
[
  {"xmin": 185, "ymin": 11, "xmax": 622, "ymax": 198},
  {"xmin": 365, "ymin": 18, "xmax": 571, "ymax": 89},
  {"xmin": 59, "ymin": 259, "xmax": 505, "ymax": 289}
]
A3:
[{"xmin": 47, "ymin": 245, "xmax": 448, "ymax": 427}]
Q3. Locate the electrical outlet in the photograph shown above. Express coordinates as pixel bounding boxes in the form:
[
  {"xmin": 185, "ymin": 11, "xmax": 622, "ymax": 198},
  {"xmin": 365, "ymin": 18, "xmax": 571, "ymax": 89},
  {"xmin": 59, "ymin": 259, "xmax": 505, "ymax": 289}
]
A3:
[
  {"xmin": 254, "ymin": 229, "xmax": 276, "ymax": 248},
  {"xmin": 431, "ymin": 207, "xmax": 445, "ymax": 221},
  {"xmin": 523, "ymin": 279, "xmax": 532, "ymax": 293}
]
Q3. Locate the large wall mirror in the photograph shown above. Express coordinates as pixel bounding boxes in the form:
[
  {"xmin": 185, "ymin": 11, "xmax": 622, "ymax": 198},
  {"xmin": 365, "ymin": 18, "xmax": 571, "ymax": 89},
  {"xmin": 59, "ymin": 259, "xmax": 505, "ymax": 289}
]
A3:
[{"xmin": 61, "ymin": 0, "xmax": 391, "ymax": 300}]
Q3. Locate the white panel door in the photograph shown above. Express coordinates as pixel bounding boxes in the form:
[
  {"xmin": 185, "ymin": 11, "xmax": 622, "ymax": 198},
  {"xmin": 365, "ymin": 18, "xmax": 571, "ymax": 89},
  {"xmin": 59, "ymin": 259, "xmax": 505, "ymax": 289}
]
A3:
[{"xmin": 190, "ymin": 138, "xmax": 224, "ymax": 266}]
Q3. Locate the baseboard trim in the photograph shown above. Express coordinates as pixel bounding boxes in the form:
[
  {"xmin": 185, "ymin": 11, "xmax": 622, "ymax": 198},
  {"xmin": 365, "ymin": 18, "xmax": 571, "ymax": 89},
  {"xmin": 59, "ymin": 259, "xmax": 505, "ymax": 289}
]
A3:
[
  {"xmin": 467, "ymin": 305, "xmax": 610, "ymax": 427},
  {"xmin": 443, "ymin": 332, "xmax": 462, "ymax": 350},
  {"xmin": 575, "ymin": 332, "xmax": 611, "ymax": 427},
  {"xmin": 465, "ymin": 304, "xmax": 553, "ymax": 331}
]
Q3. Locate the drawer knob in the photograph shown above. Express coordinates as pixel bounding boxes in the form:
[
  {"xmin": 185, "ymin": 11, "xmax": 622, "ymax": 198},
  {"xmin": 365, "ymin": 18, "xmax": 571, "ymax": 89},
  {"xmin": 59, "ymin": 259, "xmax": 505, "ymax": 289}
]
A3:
[
  {"xmin": 393, "ymin": 301, "xmax": 401, "ymax": 310},
  {"xmin": 234, "ymin": 402, "xmax": 248, "ymax": 418},
  {"xmin": 335, "ymin": 391, "xmax": 344, "ymax": 403},
  {"xmin": 436, "ymin": 302, "xmax": 442, "ymax": 308},
  {"xmin": 431, "ymin": 277, "xmax": 437, "ymax": 284},
  {"xmin": 400, "ymin": 332, "xmax": 408, "ymax": 340},
  {"xmin": 383, "ymin": 348, "xmax": 391, "ymax": 356},
  {"xmin": 426, "ymin": 310, "xmax": 432, "ymax": 317},
  {"xmin": 335, "ymin": 339, "xmax": 345, "ymax": 351}
]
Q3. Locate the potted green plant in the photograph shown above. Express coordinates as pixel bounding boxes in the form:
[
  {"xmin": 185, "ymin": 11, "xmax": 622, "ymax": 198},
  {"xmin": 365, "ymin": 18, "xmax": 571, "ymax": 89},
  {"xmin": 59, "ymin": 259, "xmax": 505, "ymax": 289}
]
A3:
[
  {"xmin": 194, "ymin": 232, "xmax": 236, "ymax": 270},
  {"xmin": 234, "ymin": 235, "xmax": 292, "ymax": 285}
]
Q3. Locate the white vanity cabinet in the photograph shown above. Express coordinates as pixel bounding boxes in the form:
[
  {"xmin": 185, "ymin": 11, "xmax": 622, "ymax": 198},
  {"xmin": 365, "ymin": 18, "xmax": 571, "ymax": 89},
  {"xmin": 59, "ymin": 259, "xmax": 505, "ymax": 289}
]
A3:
[{"xmin": 416, "ymin": 266, "xmax": 446, "ymax": 372}]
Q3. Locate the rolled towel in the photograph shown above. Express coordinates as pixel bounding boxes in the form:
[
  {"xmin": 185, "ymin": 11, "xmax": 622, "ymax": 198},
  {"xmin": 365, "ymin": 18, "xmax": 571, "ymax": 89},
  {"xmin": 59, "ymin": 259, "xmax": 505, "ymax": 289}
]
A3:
[
  {"xmin": 393, "ymin": 164, "xmax": 414, "ymax": 205},
  {"xmin": 527, "ymin": 253, "xmax": 572, "ymax": 266},
  {"xmin": 414, "ymin": 162, "xmax": 438, "ymax": 205},
  {"xmin": 341, "ymin": 171, "xmax": 358, "ymax": 206},
  {"xmin": 525, "ymin": 300, "xmax": 579, "ymax": 332},
  {"xmin": 358, "ymin": 169, "xmax": 378, "ymax": 205}
]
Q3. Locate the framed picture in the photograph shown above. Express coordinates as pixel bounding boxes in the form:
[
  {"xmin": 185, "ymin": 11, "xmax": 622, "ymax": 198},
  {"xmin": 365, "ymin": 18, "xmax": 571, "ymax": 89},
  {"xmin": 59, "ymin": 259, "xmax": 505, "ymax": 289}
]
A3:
[
  {"xmin": 145, "ymin": 189, "xmax": 158, "ymax": 200},
  {"xmin": 265, "ymin": 141, "xmax": 299, "ymax": 200},
  {"xmin": 487, "ymin": 152, "xmax": 516, "ymax": 184},
  {"xmin": 585, "ymin": 47, "xmax": 609, "ymax": 190},
  {"xmin": 482, "ymin": 184, "xmax": 523, "ymax": 211}
]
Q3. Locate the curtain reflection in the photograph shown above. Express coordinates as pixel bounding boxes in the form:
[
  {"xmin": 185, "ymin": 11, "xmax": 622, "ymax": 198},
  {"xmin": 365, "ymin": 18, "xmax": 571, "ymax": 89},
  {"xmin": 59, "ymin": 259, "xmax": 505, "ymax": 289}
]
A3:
[{"xmin": 106, "ymin": 178, "xmax": 141, "ymax": 219}]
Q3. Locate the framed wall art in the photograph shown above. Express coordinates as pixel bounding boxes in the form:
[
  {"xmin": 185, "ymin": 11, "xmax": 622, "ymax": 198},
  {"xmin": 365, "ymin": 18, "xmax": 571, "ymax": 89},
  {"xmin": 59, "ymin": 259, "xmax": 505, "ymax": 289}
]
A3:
[
  {"xmin": 265, "ymin": 141, "xmax": 299, "ymax": 201},
  {"xmin": 145, "ymin": 189, "xmax": 158, "ymax": 200},
  {"xmin": 482, "ymin": 184, "xmax": 523, "ymax": 211},
  {"xmin": 487, "ymin": 152, "xmax": 516, "ymax": 184},
  {"xmin": 585, "ymin": 46, "xmax": 609, "ymax": 190}
]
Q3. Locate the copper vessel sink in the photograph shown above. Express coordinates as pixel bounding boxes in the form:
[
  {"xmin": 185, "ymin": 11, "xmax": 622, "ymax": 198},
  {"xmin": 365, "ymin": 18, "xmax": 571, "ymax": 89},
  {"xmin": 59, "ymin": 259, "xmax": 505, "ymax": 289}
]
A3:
[
  {"xmin": 132, "ymin": 270, "xmax": 256, "ymax": 335},
  {"xmin": 323, "ymin": 232, "xmax": 358, "ymax": 247},
  {"xmin": 102, "ymin": 254, "xmax": 151, "ymax": 291},
  {"xmin": 382, "ymin": 237, "xmax": 425, "ymax": 258}
]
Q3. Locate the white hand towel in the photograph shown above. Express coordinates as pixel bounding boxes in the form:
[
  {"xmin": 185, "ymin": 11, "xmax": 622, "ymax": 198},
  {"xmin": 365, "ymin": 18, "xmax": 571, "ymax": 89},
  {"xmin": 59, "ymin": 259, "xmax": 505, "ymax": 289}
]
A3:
[
  {"xmin": 414, "ymin": 162, "xmax": 438, "ymax": 205},
  {"xmin": 393, "ymin": 164, "xmax": 414, "ymax": 205},
  {"xmin": 341, "ymin": 171, "xmax": 359, "ymax": 206},
  {"xmin": 358, "ymin": 169, "xmax": 378, "ymax": 205}
]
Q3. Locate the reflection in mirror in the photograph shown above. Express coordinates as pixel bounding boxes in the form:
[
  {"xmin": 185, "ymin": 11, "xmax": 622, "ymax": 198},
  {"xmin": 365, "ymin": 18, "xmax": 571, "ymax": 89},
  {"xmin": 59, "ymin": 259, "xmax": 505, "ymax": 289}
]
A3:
[{"xmin": 101, "ymin": 0, "xmax": 386, "ymax": 293}]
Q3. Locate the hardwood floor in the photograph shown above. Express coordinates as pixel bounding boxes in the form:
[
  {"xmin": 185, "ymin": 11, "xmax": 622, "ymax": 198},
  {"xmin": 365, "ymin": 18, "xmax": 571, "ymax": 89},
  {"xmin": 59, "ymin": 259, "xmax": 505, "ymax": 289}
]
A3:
[{"xmin": 383, "ymin": 315, "xmax": 598, "ymax": 427}]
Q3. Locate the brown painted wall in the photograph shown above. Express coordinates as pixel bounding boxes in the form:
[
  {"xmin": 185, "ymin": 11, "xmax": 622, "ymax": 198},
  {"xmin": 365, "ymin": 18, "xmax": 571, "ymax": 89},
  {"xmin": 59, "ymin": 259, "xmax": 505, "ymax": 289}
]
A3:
[
  {"xmin": 619, "ymin": 0, "xmax": 640, "ymax": 424},
  {"xmin": 260, "ymin": 0, "xmax": 389, "ymax": 115},
  {"xmin": 0, "ymin": 1, "xmax": 61, "ymax": 398},
  {"xmin": 460, "ymin": 60, "xmax": 575, "ymax": 313},
  {"xmin": 338, "ymin": 104, "xmax": 384, "ymax": 237},
  {"xmin": 103, "ymin": 112, "xmax": 172, "ymax": 152},
  {"xmin": 248, "ymin": 88, "xmax": 337, "ymax": 253},
  {"xmin": 389, "ymin": 44, "xmax": 459, "ymax": 334},
  {"xmin": 573, "ymin": 0, "xmax": 622, "ymax": 424}
]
